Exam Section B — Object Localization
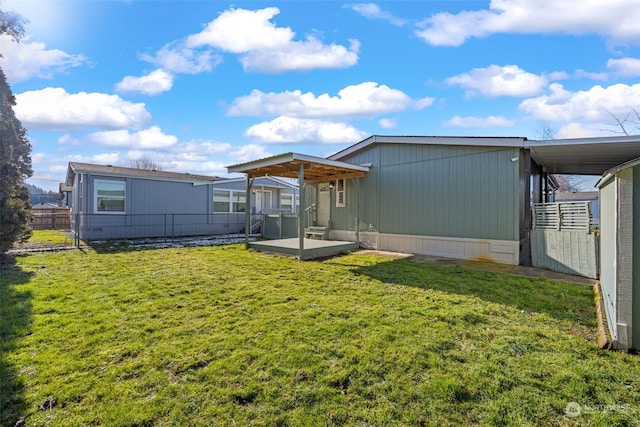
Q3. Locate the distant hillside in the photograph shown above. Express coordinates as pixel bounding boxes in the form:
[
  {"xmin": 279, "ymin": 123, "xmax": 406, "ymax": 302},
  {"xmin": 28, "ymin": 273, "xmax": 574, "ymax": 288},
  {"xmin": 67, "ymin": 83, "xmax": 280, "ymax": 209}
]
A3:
[{"xmin": 26, "ymin": 183, "xmax": 63, "ymax": 206}]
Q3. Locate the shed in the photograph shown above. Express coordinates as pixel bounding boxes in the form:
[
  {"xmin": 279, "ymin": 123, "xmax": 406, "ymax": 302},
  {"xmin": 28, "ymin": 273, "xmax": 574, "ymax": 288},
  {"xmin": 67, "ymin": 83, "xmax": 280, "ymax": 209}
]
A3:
[{"xmin": 596, "ymin": 157, "xmax": 640, "ymax": 350}]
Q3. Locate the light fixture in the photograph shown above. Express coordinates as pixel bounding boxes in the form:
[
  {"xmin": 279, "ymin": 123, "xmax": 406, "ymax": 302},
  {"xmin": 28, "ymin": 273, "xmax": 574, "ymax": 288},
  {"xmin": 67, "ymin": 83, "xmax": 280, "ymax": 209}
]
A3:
[
  {"xmin": 510, "ymin": 156, "xmax": 519, "ymax": 162},
  {"xmin": 329, "ymin": 182, "xmax": 334, "ymax": 189}
]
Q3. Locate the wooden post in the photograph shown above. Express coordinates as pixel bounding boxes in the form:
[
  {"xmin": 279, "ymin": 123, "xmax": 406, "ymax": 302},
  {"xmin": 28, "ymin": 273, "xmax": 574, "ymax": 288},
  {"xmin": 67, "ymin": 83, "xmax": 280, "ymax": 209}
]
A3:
[
  {"xmin": 245, "ymin": 174, "xmax": 251, "ymax": 249},
  {"xmin": 355, "ymin": 178, "xmax": 360, "ymax": 248},
  {"xmin": 298, "ymin": 163, "xmax": 305, "ymax": 260}
]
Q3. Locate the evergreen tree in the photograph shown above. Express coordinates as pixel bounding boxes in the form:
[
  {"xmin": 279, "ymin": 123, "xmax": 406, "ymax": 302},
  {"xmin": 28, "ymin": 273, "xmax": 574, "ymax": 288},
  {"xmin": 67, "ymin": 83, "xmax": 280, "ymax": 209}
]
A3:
[{"xmin": 0, "ymin": 7, "xmax": 32, "ymax": 252}]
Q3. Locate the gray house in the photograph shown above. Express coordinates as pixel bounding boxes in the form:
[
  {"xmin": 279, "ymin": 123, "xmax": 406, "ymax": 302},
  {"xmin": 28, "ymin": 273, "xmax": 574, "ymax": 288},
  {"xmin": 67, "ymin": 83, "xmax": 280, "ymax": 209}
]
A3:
[
  {"xmin": 229, "ymin": 135, "xmax": 640, "ymax": 265},
  {"xmin": 65, "ymin": 162, "xmax": 296, "ymax": 241},
  {"xmin": 597, "ymin": 157, "xmax": 640, "ymax": 350}
]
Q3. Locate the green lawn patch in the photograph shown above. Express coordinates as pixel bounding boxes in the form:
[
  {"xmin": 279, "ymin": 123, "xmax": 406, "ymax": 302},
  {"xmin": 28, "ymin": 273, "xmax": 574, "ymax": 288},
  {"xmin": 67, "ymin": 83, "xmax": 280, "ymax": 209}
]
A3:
[
  {"xmin": 11, "ymin": 229, "xmax": 74, "ymax": 250},
  {"xmin": 1, "ymin": 245, "xmax": 639, "ymax": 426}
]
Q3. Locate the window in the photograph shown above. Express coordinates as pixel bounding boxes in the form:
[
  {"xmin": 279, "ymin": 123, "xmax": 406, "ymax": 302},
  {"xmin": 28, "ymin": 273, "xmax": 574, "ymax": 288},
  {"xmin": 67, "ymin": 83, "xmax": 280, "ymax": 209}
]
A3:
[
  {"xmin": 77, "ymin": 175, "xmax": 83, "ymax": 212},
  {"xmin": 213, "ymin": 190, "xmax": 246, "ymax": 213},
  {"xmin": 214, "ymin": 190, "xmax": 230, "ymax": 213},
  {"xmin": 95, "ymin": 180, "xmax": 125, "ymax": 213},
  {"xmin": 280, "ymin": 194, "xmax": 293, "ymax": 212},
  {"xmin": 336, "ymin": 179, "xmax": 346, "ymax": 207},
  {"xmin": 232, "ymin": 192, "xmax": 246, "ymax": 212}
]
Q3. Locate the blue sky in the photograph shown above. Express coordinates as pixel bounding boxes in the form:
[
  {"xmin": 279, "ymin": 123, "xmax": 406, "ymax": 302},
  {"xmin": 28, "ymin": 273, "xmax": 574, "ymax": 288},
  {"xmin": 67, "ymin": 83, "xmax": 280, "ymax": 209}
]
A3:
[{"xmin": 2, "ymin": 0, "xmax": 640, "ymax": 191}]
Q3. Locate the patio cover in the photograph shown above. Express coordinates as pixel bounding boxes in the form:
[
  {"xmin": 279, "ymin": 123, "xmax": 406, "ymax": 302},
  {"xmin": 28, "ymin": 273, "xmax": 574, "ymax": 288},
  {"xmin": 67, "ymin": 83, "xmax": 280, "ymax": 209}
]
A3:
[
  {"xmin": 227, "ymin": 153, "xmax": 369, "ymax": 258},
  {"xmin": 227, "ymin": 152, "xmax": 369, "ymax": 182}
]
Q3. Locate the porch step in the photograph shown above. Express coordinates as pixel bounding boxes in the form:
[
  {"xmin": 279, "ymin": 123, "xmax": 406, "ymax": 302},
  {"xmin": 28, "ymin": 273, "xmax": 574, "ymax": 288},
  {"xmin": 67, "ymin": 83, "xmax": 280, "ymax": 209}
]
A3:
[{"xmin": 305, "ymin": 226, "xmax": 328, "ymax": 240}]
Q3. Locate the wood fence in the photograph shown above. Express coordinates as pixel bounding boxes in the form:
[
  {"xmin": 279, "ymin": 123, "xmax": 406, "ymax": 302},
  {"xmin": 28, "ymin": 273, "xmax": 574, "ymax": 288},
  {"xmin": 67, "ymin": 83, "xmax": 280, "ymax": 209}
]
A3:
[{"xmin": 31, "ymin": 207, "xmax": 71, "ymax": 229}]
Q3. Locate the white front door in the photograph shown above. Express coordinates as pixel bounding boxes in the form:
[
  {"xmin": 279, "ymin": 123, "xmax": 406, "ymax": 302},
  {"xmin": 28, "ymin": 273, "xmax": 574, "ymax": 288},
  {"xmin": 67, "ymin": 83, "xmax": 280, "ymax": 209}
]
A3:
[
  {"xmin": 317, "ymin": 183, "xmax": 331, "ymax": 226},
  {"xmin": 255, "ymin": 190, "xmax": 271, "ymax": 213}
]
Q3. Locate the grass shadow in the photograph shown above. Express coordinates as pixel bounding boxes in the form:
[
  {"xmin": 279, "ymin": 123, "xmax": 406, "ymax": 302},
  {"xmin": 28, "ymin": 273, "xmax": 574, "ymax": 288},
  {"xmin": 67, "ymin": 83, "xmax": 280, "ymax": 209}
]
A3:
[
  {"xmin": 342, "ymin": 256, "xmax": 595, "ymax": 327},
  {"xmin": 0, "ymin": 254, "xmax": 34, "ymax": 427}
]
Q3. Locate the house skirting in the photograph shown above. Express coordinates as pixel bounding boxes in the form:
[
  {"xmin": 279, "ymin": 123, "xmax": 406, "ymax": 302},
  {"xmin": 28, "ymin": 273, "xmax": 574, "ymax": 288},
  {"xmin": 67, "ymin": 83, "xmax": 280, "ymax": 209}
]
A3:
[{"xmin": 329, "ymin": 230, "xmax": 520, "ymax": 265}]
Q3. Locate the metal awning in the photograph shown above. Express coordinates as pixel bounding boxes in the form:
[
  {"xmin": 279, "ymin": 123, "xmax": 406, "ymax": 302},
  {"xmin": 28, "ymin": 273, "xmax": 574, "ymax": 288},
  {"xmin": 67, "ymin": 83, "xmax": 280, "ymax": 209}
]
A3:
[
  {"xmin": 527, "ymin": 136, "xmax": 640, "ymax": 175},
  {"xmin": 227, "ymin": 152, "xmax": 369, "ymax": 182}
]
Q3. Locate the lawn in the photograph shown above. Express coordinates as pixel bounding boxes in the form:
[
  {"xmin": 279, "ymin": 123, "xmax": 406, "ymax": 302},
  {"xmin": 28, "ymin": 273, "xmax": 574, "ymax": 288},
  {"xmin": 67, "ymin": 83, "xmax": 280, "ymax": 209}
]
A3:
[
  {"xmin": 1, "ymin": 245, "xmax": 639, "ymax": 426},
  {"xmin": 10, "ymin": 229, "xmax": 75, "ymax": 250}
]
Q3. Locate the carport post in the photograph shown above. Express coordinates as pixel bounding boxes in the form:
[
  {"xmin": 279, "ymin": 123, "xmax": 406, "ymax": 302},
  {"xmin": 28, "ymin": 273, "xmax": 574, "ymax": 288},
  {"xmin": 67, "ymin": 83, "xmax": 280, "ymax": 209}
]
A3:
[
  {"xmin": 245, "ymin": 173, "xmax": 251, "ymax": 249},
  {"xmin": 355, "ymin": 178, "xmax": 360, "ymax": 247},
  {"xmin": 298, "ymin": 163, "xmax": 305, "ymax": 260}
]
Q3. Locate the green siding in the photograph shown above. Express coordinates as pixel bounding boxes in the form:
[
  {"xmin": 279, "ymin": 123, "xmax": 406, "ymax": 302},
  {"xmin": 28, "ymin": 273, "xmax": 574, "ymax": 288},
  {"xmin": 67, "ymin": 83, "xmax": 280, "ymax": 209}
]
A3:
[
  {"xmin": 634, "ymin": 165, "xmax": 640, "ymax": 349},
  {"xmin": 333, "ymin": 143, "xmax": 521, "ymax": 241}
]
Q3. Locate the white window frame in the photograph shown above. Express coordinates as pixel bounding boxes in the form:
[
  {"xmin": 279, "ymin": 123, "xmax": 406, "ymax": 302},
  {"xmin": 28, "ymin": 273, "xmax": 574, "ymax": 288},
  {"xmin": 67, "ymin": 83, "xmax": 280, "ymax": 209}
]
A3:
[
  {"xmin": 94, "ymin": 179, "xmax": 126, "ymax": 214},
  {"xmin": 213, "ymin": 189, "xmax": 231, "ymax": 213},
  {"xmin": 213, "ymin": 189, "xmax": 247, "ymax": 213},
  {"xmin": 280, "ymin": 193, "xmax": 294, "ymax": 212},
  {"xmin": 336, "ymin": 179, "xmax": 346, "ymax": 208},
  {"xmin": 232, "ymin": 191, "xmax": 247, "ymax": 213}
]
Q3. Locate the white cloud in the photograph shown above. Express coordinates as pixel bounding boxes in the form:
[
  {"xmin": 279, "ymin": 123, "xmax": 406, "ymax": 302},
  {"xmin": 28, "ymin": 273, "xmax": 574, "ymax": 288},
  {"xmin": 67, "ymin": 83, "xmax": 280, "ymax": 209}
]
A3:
[
  {"xmin": 378, "ymin": 118, "xmax": 397, "ymax": 129},
  {"xmin": 15, "ymin": 87, "xmax": 151, "ymax": 131},
  {"xmin": 575, "ymin": 69, "xmax": 608, "ymax": 81},
  {"xmin": 58, "ymin": 134, "xmax": 80, "ymax": 145},
  {"xmin": 415, "ymin": 0, "xmax": 640, "ymax": 46},
  {"xmin": 116, "ymin": 69, "xmax": 174, "ymax": 96},
  {"xmin": 556, "ymin": 123, "xmax": 604, "ymax": 139},
  {"xmin": 445, "ymin": 65, "xmax": 549, "ymax": 98},
  {"xmin": 245, "ymin": 116, "xmax": 367, "ymax": 144},
  {"xmin": 345, "ymin": 3, "xmax": 407, "ymax": 26},
  {"xmin": 607, "ymin": 57, "xmax": 640, "ymax": 77},
  {"xmin": 228, "ymin": 82, "xmax": 433, "ymax": 119},
  {"xmin": 186, "ymin": 7, "xmax": 359, "ymax": 73},
  {"xmin": 88, "ymin": 126, "xmax": 178, "ymax": 149},
  {"xmin": 173, "ymin": 140, "xmax": 232, "ymax": 156},
  {"xmin": 0, "ymin": 35, "xmax": 86, "ymax": 83},
  {"xmin": 443, "ymin": 115, "xmax": 515, "ymax": 128},
  {"xmin": 139, "ymin": 41, "xmax": 221, "ymax": 74},
  {"xmin": 240, "ymin": 37, "xmax": 359, "ymax": 73},
  {"xmin": 230, "ymin": 144, "xmax": 273, "ymax": 163},
  {"xmin": 91, "ymin": 152, "xmax": 122, "ymax": 165},
  {"xmin": 519, "ymin": 82, "xmax": 640, "ymax": 122},
  {"xmin": 186, "ymin": 7, "xmax": 294, "ymax": 53}
]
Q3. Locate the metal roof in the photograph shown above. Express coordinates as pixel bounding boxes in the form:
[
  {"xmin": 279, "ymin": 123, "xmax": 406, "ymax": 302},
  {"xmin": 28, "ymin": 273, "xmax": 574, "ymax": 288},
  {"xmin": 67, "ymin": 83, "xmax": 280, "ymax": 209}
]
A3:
[
  {"xmin": 527, "ymin": 136, "xmax": 640, "ymax": 175},
  {"xmin": 329, "ymin": 134, "xmax": 640, "ymax": 176},
  {"xmin": 328, "ymin": 135, "xmax": 527, "ymax": 160},
  {"xmin": 66, "ymin": 162, "xmax": 222, "ymax": 186},
  {"xmin": 227, "ymin": 152, "xmax": 369, "ymax": 183}
]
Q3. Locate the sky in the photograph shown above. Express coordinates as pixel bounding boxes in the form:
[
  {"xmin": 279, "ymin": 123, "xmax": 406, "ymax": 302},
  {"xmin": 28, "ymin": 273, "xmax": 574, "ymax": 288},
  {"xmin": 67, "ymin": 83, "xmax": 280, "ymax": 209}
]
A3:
[{"xmin": 2, "ymin": 0, "xmax": 640, "ymax": 191}]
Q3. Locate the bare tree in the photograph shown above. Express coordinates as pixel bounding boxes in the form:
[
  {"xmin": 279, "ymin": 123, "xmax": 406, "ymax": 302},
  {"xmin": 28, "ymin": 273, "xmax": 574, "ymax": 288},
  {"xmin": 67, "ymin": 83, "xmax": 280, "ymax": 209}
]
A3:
[
  {"xmin": 606, "ymin": 109, "xmax": 640, "ymax": 136},
  {"xmin": 535, "ymin": 122, "xmax": 582, "ymax": 192},
  {"xmin": 554, "ymin": 175, "xmax": 582, "ymax": 192},
  {"xmin": 534, "ymin": 121, "xmax": 557, "ymax": 141},
  {"xmin": 130, "ymin": 157, "xmax": 161, "ymax": 171}
]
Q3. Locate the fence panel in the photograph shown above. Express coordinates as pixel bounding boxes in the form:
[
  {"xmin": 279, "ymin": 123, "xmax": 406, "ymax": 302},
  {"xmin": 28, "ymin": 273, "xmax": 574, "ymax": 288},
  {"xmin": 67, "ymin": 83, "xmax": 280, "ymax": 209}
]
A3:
[
  {"xmin": 31, "ymin": 207, "xmax": 71, "ymax": 229},
  {"xmin": 531, "ymin": 201, "xmax": 599, "ymax": 278}
]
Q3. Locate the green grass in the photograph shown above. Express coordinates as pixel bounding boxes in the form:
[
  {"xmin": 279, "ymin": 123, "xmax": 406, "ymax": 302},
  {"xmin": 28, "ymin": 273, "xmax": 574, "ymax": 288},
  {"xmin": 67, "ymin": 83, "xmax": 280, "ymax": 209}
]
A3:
[
  {"xmin": 1, "ymin": 245, "xmax": 639, "ymax": 426},
  {"xmin": 11, "ymin": 229, "xmax": 74, "ymax": 249}
]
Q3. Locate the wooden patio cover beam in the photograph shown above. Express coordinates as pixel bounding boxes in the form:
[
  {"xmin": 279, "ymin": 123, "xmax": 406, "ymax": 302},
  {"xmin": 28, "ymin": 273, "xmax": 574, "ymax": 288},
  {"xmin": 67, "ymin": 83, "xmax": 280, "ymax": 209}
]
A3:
[{"xmin": 227, "ymin": 152, "xmax": 369, "ymax": 182}]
